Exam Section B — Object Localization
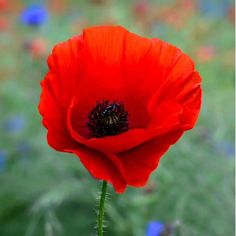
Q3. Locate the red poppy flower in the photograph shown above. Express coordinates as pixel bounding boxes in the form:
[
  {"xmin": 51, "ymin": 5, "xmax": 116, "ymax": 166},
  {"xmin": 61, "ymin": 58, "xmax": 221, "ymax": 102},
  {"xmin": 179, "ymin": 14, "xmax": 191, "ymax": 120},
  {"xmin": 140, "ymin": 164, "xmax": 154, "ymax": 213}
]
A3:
[{"xmin": 39, "ymin": 26, "xmax": 202, "ymax": 193}]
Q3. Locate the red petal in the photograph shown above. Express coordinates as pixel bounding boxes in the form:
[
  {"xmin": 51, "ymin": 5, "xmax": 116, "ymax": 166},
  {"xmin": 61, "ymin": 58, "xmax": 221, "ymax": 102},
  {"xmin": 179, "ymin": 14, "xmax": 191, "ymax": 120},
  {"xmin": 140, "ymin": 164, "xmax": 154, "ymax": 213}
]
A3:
[
  {"xmin": 117, "ymin": 139, "xmax": 170, "ymax": 187},
  {"xmin": 181, "ymin": 84, "xmax": 202, "ymax": 129},
  {"xmin": 156, "ymin": 46, "xmax": 201, "ymax": 107},
  {"xmin": 39, "ymin": 76, "xmax": 77, "ymax": 151},
  {"xmin": 68, "ymin": 147, "xmax": 127, "ymax": 193},
  {"xmin": 47, "ymin": 36, "xmax": 84, "ymax": 107},
  {"xmin": 38, "ymin": 36, "xmax": 83, "ymax": 150},
  {"xmin": 67, "ymin": 98, "xmax": 183, "ymax": 153},
  {"xmin": 146, "ymin": 42, "xmax": 202, "ymax": 130},
  {"xmin": 73, "ymin": 26, "xmax": 154, "ymax": 129}
]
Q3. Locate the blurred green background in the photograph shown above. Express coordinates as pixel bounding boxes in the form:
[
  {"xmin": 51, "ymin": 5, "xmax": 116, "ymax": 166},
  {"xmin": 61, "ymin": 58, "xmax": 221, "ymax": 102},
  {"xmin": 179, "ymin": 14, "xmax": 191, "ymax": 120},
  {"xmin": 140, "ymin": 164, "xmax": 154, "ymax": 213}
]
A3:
[{"xmin": 0, "ymin": 0, "xmax": 234, "ymax": 235}]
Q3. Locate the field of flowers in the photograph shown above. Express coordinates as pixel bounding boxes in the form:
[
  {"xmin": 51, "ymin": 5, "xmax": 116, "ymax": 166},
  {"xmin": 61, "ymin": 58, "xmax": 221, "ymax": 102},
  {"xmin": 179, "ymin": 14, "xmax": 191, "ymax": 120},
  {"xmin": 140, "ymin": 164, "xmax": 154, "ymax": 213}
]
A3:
[{"xmin": 0, "ymin": 0, "xmax": 234, "ymax": 235}]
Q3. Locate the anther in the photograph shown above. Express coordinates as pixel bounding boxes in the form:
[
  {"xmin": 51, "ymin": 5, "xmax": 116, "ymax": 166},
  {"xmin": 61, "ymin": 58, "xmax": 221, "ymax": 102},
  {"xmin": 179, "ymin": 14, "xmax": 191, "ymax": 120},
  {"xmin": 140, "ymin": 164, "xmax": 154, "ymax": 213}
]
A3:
[{"xmin": 87, "ymin": 100, "xmax": 129, "ymax": 138}]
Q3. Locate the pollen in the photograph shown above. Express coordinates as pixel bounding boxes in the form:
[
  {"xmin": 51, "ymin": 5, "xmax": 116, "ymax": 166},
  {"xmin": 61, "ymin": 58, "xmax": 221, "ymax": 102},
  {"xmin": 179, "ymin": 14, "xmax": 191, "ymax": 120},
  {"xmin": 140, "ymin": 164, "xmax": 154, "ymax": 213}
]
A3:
[{"xmin": 87, "ymin": 100, "xmax": 129, "ymax": 138}]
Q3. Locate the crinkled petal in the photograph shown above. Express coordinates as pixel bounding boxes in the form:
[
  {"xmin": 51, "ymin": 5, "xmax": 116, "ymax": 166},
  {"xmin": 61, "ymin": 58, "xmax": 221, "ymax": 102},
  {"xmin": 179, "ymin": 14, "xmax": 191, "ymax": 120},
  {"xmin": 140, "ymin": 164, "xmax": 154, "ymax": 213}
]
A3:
[
  {"xmin": 38, "ymin": 36, "xmax": 84, "ymax": 150},
  {"xmin": 68, "ymin": 147, "xmax": 127, "ymax": 193},
  {"xmin": 117, "ymin": 140, "xmax": 170, "ymax": 187}
]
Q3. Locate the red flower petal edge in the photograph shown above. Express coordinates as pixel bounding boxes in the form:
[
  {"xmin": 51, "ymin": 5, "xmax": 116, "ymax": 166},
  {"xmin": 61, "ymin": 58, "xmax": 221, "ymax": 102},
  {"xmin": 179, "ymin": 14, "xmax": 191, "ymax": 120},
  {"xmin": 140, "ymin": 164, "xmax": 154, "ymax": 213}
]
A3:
[{"xmin": 39, "ymin": 25, "xmax": 202, "ymax": 193}]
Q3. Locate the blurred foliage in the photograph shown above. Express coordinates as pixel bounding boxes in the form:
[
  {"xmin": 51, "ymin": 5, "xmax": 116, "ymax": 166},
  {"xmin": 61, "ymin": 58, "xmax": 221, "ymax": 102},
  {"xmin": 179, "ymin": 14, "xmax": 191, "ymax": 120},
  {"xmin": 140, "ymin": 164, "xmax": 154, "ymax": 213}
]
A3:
[{"xmin": 0, "ymin": 0, "xmax": 234, "ymax": 235}]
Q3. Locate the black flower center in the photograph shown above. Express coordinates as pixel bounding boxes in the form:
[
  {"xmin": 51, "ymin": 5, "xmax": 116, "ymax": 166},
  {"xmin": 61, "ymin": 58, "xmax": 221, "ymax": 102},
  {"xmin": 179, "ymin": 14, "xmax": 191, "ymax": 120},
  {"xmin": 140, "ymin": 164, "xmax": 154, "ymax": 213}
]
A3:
[{"xmin": 87, "ymin": 100, "xmax": 129, "ymax": 138}]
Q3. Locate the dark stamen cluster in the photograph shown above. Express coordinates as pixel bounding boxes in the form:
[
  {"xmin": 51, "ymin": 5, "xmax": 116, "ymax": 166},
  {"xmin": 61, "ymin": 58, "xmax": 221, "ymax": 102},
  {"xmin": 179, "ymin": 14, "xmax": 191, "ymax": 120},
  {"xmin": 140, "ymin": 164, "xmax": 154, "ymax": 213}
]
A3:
[{"xmin": 87, "ymin": 100, "xmax": 129, "ymax": 138}]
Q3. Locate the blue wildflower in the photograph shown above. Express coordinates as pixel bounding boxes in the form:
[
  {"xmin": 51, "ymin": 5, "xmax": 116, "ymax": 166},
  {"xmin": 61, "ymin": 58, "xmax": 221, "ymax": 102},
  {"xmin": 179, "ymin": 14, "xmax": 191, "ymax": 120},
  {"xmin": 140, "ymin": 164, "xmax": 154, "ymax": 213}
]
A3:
[
  {"xmin": 199, "ymin": 0, "xmax": 231, "ymax": 18},
  {"xmin": 4, "ymin": 116, "xmax": 26, "ymax": 134},
  {"xmin": 0, "ymin": 151, "xmax": 6, "ymax": 172},
  {"xmin": 146, "ymin": 221, "xmax": 164, "ymax": 236},
  {"xmin": 20, "ymin": 5, "xmax": 48, "ymax": 26},
  {"xmin": 214, "ymin": 140, "xmax": 235, "ymax": 158}
]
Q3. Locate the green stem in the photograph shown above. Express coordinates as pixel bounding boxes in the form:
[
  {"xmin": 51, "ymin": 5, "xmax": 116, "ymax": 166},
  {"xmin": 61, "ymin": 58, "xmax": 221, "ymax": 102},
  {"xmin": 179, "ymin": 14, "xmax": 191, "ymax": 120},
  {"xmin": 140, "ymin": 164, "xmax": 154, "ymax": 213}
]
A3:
[{"xmin": 97, "ymin": 181, "xmax": 108, "ymax": 236}]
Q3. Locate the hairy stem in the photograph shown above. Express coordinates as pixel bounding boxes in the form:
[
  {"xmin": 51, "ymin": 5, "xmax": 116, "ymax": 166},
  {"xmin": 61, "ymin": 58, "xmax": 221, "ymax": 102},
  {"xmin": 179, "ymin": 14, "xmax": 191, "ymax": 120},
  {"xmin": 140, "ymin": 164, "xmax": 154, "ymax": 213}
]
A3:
[{"xmin": 97, "ymin": 181, "xmax": 108, "ymax": 236}]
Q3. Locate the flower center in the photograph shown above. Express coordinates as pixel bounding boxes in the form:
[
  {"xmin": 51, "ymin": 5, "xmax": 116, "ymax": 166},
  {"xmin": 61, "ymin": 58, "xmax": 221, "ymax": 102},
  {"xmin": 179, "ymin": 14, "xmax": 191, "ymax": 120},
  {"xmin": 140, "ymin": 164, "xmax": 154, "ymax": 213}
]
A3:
[{"xmin": 87, "ymin": 100, "xmax": 129, "ymax": 138}]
